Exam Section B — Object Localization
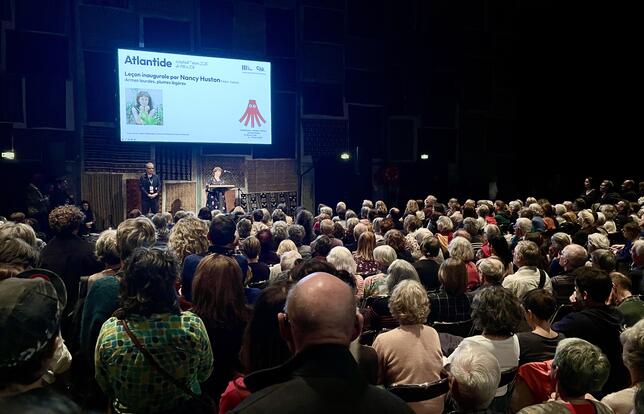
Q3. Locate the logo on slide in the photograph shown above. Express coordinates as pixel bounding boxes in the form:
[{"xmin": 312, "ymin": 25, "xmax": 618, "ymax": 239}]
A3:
[{"xmin": 239, "ymin": 100, "xmax": 266, "ymax": 128}]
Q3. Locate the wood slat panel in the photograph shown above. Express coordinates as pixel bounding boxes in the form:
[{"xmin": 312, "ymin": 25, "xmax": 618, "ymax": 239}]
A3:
[
  {"xmin": 165, "ymin": 182, "xmax": 196, "ymax": 216},
  {"xmin": 82, "ymin": 173, "xmax": 124, "ymax": 230}
]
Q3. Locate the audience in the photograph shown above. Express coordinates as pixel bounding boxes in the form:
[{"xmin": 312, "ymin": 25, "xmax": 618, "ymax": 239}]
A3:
[{"xmin": 1, "ymin": 188, "xmax": 641, "ymax": 412}]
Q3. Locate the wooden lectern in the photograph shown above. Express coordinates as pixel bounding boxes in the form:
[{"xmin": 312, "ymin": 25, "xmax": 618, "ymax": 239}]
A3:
[{"xmin": 206, "ymin": 184, "xmax": 236, "ymax": 212}]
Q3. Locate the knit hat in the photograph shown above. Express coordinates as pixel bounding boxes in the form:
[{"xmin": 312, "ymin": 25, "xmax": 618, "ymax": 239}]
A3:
[{"xmin": 0, "ymin": 277, "xmax": 62, "ymax": 368}]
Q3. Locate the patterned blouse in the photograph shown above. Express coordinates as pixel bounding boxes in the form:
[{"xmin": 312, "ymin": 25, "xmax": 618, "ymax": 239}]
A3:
[
  {"xmin": 95, "ymin": 311, "xmax": 213, "ymax": 413},
  {"xmin": 363, "ymin": 273, "xmax": 388, "ymax": 299},
  {"xmin": 353, "ymin": 255, "xmax": 380, "ymax": 277}
]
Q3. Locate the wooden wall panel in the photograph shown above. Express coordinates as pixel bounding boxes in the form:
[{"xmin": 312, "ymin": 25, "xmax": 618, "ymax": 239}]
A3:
[
  {"xmin": 82, "ymin": 173, "xmax": 124, "ymax": 230},
  {"xmin": 164, "ymin": 182, "xmax": 197, "ymax": 216},
  {"xmin": 246, "ymin": 159, "xmax": 297, "ymax": 193}
]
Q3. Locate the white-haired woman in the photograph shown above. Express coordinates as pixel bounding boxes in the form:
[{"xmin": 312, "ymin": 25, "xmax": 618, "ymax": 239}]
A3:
[
  {"xmin": 327, "ymin": 246, "xmax": 363, "ymax": 299},
  {"xmin": 363, "ymin": 245, "xmax": 398, "ymax": 299},
  {"xmin": 448, "ymin": 236, "xmax": 480, "ymax": 291},
  {"xmin": 373, "ymin": 280, "xmax": 444, "ymax": 414},
  {"xmin": 601, "ymin": 319, "xmax": 644, "ymax": 414}
]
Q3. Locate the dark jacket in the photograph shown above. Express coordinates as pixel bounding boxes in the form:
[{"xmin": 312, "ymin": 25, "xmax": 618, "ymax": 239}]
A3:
[
  {"xmin": 139, "ymin": 173, "xmax": 161, "ymax": 197},
  {"xmin": 181, "ymin": 245, "xmax": 248, "ymax": 302},
  {"xmin": 552, "ymin": 305, "xmax": 630, "ymax": 395},
  {"xmin": 41, "ymin": 234, "xmax": 102, "ymax": 316},
  {"xmin": 231, "ymin": 344, "xmax": 413, "ymax": 414}
]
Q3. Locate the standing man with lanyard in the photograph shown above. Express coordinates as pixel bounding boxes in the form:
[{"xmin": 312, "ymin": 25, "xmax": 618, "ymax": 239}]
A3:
[{"xmin": 140, "ymin": 162, "xmax": 161, "ymax": 214}]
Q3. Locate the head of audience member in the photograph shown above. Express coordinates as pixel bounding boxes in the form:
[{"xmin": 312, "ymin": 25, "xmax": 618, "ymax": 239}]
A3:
[
  {"xmin": 476, "ymin": 257, "xmax": 505, "ymax": 286},
  {"xmin": 521, "ymin": 288, "xmax": 557, "ymax": 329},
  {"xmin": 335, "ymin": 202, "xmax": 347, "ymax": 221},
  {"xmin": 623, "ymin": 221, "xmax": 640, "ymax": 242},
  {"xmin": 167, "ymin": 217, "xmax": 208, "ymax": 264},
  {"xmin": 274, "ymin": 239, "xmax": 294, "ymax": 257},
  {"xmin": 280, "ymin": 250, "xmax": 302, "ymax": 274},
  {"xmin": 632, "ymin": 240, "xmax": 644, "ymax": 268},
  {"xmin": 388, "ymin": 279, "xmax": 429, "ymax": 326},
  {"xmin": 513, "ymin": 240, "xmax": 541, "ymax": 268},
  {"xmin": 295, "ymin": 209, "xmax": 314, "ymax": 241},
  {"xmin": 116, "ymin": 217, "xmax": 157, "ymax": 261},
  {"xmin": 453, "ymin": 229, "xmax": 471, "ymax": 241},
  {"xmin": 355, "ymin": 231, "xmax": 376, "ymax": 261},
  {"xmin": 49, "ymin": 205, "xmax": 84, "ymax": 237},
  {"xmin": 439, "ymin": 258, "xmax": 468, "ymax": 296},
  {"xmin": 8, "ymin": 212, "xmax": 26, "ymax": 224},
  {"xmin": 278, "ymin": 273, "xmax": 361, "ymax": 353},
  {"xmin": 94, "ymin": 229, "xmax": 120, "ymax": 269},
  {"xmin": 206, "ymin": 214, "xmax": 238, "ymax": 250},
  {"xmin": 558, "ymin": 244, "xmax": 588, "ymax": 272},
  {"xmin": 514, "ymin": 217, "xmax": 532, "ymax": 238},
  {"xmin": 577, "ymin": 209, "xmax": 595, "ymax": 230},
  {"xmin": 621, "ymin": 319, "xmax": 644, "ymax": 385},
  {"xmin": 272, "ymin": 209, "xmax": 286, "ymax": 224},
  {"xmin": 488, "ymin": 236, "xmax": 511, "ymax": 267},
  {"xmin": 287, "ymin": 224, "xmax": 305, "ymax": 248},
  {"xmin": 128, "ymin": 209, "xmax": 142, "ymax": 219},
  {"xmin": 289, "ymin": 259, "xmax": 336, "ymax": 282},
  {"xmin": 0, "ymin": 239, "xmax": 40, "ymax": 280},
  {"xmin": 448, "ymin": 236, "xmax": 475, "ymax": 263},
  {"xmin": 236, "ymin": 218, "xmax": 252, "ymax": 240},
  {"xmin": 252, "ymin": 209, "xmax": 264, "ymax": 223},
  {"xmin": 332, "ymin": 222, "xmax": 345, "ymax": 240},
  {"xmin": 115, "ymin": 248, "xmax": 180, "ymax": 319},
  {"xmin": 272, "ymin": 221, "xmax": 289, "ymax": 247},
  {"xmin": 260, "ymin": 209, "xmax": 271, "ymax": 225},
  {"xmin": 345, "ymin": 210, "xmax": 357, "ymax": 220},
  {"xmin": 352, "ymin": 222, "xmax": 368, "ymax": 243},
  {"xmin": 415, "ymin": 228, "xmax": 433, "ymax": 246},
  {"xmin": 317, "ymin": 219, "xmax": 334, "ymax": 238},
  {"xmin": 0, "ymin": 277, "xmax": 64, "ymax": 397},
  {"xmin": 379, "ymin": 218, "xmax": 394, "ymax": 236},
  {"xmin": 549, "ymin": 232, "xmax": 572, "ymax": 259},
  {"xmin": 241, "ymin": 236, "xmax": 261, "ymax": 262},
  {"xmin": 386, "ymin": 259, "xmax": 419, "ymax": 294},
  {"xmin": 312, "ymin": 235, "xmax": 332, "ymax": 259},
  {"xmin": 0, "ymin": 221, "xmax": 38, "ymax": 248},
  {"xmin": 240, "ymin": 282, "xmax": 292, "ymax": 374},
  {"xmin": 573, "ymin": 267, "xmax": 612, "ymax": 307},
  {"xmin": 437, "ymin": 216, "xmax": 454, "ymax": 235},
  {"xmin": 609, "ymin": 272, "xmax": 635, "ymax": 306},
  {"xmin": 590, "ymin": 249, "xmax": 616, "ymax": 273},
  {"xmin": 551, "ymin": 338, "xmax": 610, "ymax": 399},
  {"xmin": 195, "ymin": 207, "xmax": 211, "ymax": 222},
  {"xmin": 573, "ymin": 198, "xmax": 587, "ymax": 212},
  {"xmin": 403, "ymin": 215, "xmax": 421, "ymax": 235},
  {"xmin": 462, "ymin": 217, "xmax": 481, "ymax": 239},
  {"xmin": 388, "ymin": 207, "xmax": 401, "ymax": 224},
  {"xmin": 420, "ymin": 236, "xmax": 441, "ymax": 259},
  {"xmin": 586, "ymin": 233, "xmax": 609, "ymax": 254},
  {"xmin": 327, "ymin": 246, "xmax": 357, "ymax": 276},
  {"xmin": 192, "ymin": 253, "xmax": 248, "ymax": 327},
  {"xmin": 384, "ymin": 230, "xmax": 407, "ymax": 255},
  {"xmin": 375, "ymin": 200, "xmax": 388, "ymax": 218},
  {"xmin": 373, "ymin": 245, "xmax": 397, "ymax": 273},
  {"xmin": 471, "ymin": 286, "xmax": 523, "ymax": 337},
  {"xmin": 151, "ymin": 213, "xmax": 170, "ymax": 239},
  {"xmin": 448, "ymin": 344, "xmax": 501, "ymax": 412}
]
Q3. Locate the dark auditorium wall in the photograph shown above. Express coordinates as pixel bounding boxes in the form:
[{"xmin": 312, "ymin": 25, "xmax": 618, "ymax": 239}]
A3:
[{"xmin": 0, "ymin": 0, "xmax": 640, "ymax": 216}]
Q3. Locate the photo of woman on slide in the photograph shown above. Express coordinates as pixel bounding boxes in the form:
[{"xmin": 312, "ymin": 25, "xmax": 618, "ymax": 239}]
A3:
[{"xmin": 126, "ymin": 89, "xmax": 164, "ymax": 125}]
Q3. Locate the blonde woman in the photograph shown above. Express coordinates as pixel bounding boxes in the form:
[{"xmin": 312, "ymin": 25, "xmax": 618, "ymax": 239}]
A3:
[{"xmin": 168, "ymin": 216, "xmax": 209, "ymax": 265}]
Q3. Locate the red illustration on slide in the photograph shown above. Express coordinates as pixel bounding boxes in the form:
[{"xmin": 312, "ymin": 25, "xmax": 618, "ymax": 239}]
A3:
[{"xmin": 239, "ymin": 99, "xmax": 266, "ymax": 128}]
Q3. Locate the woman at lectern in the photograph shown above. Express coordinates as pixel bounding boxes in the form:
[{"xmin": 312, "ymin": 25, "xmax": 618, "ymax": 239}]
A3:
[{"xmin": 206, "ymin": 166, "xmax": 226, "ymax": 211}]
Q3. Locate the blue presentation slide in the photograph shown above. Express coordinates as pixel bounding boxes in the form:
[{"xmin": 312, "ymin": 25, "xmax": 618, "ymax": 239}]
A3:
[{"xmin": 117, "ymin": 49, "xmax": 271, "ymax": 144}]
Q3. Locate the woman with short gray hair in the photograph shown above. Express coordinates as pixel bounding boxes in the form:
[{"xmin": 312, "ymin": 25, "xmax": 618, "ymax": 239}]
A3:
[
  {"xmin": 601, "ymin": 319, "xmax": 644, "ymax": 414},
  {"xmin": 373, "ymin": 280, "xmax": 444, "ymax": 413},
  {"xmin": 363, "ymin": 245, "xmax": 397, "ymax": 298},
  {"xmin": 87, "ymin": 229, "xmax": 121, "ymax": 292},
  {"xmin": 519, "ymin": 338, "xmax": 612, "ymax": 414}
]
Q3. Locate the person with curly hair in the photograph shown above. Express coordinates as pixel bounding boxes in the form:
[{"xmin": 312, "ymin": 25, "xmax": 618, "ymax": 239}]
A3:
[
  {"xmin": 41, "ymin": 205, "xmax": 102, "ymax": 328},
  {"xmin": 168, "ymin": 216, "xmax": 209, "ymax": 265}
]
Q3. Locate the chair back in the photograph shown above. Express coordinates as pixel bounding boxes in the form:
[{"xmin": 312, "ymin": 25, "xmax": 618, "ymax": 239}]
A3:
[
  {"xmin": 549, "ymin": 304, "xmax": 573, "ymax": 325},
  {"xmin": 387, "ymin": 378, "xmax": 449, "ymax": 402},
  {"xmin": 432, "ymin": 319, "xmax": 474, "ymax": 338},
  {"xmin": 499, "ymin": 366, "xmax": 518, "ymax": 388}
]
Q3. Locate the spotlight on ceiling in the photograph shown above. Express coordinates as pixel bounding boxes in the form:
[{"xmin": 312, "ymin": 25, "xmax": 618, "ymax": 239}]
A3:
[
  {"xmin": 340, "ymin": 152, "xmax": 350, "ymax": 160},
  {"xmin": 1, "ymin": 151, "xmax": 15, "ymax": 160},
  {"xmin": 420, "ymin": 153, "xmax": 429, "ymax": 160}
]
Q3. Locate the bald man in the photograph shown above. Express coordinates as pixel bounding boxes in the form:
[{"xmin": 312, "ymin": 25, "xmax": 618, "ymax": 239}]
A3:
[{"xmin": 232, "ymin": 273, "xmax": 413, "ymax": 413}]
